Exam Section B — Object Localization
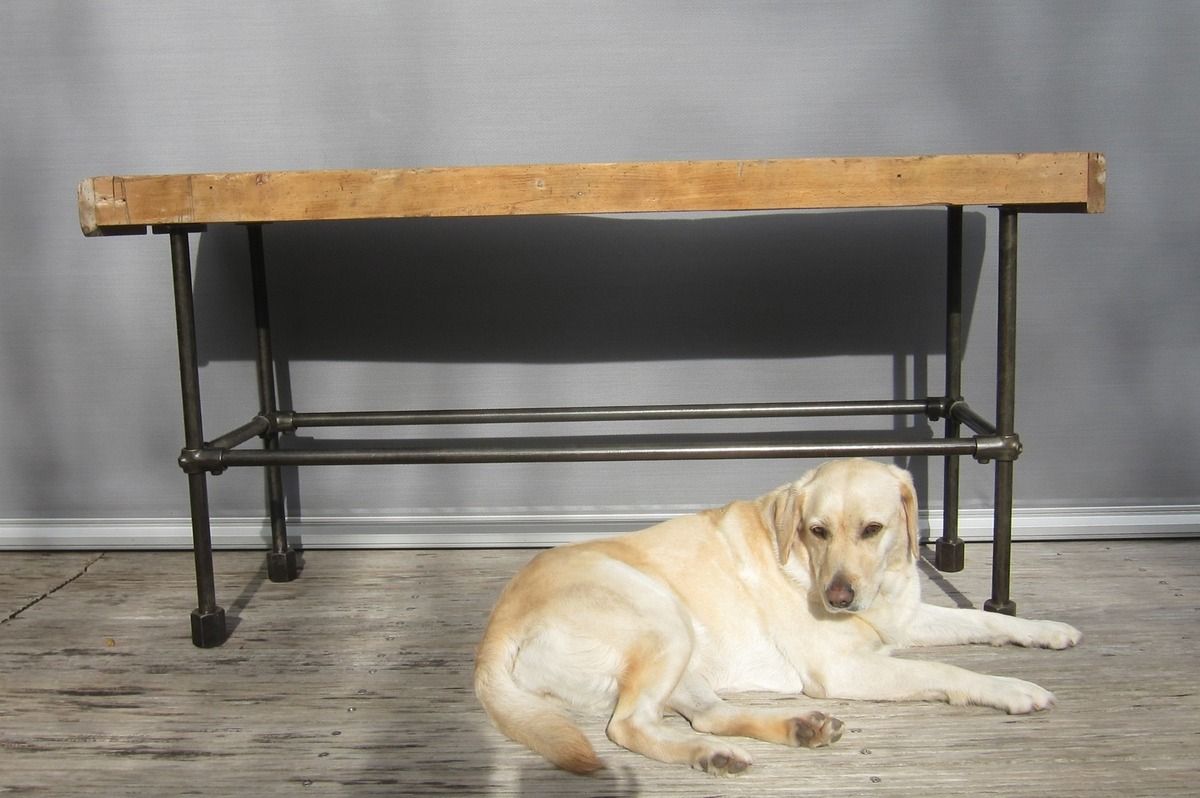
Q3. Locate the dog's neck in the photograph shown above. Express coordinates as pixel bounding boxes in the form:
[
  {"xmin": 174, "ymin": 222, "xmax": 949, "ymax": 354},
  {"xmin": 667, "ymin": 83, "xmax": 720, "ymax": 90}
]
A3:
[{"xmin": 856, "ymin": 565, "xmax": 922, "ymax": 645}]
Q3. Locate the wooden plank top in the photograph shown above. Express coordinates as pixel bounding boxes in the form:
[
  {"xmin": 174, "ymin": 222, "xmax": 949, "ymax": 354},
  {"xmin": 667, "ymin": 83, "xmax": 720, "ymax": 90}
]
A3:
[{"xmin": 78, "ymin": 152, "xmax": 1105, "ymax": 236}]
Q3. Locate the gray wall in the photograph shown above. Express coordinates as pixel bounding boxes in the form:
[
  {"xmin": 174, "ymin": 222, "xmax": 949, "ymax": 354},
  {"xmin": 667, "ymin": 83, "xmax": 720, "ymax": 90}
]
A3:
[{"xmin": 2, "ymin": 2, "xmax": 1197, "ymax": 545}]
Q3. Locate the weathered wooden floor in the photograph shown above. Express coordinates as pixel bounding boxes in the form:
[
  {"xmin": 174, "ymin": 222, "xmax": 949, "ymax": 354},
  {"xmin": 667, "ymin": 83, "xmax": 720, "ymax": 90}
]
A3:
[{"xmin": 1, "ymin": 540, "xmax": 1197, "ymax": 796}]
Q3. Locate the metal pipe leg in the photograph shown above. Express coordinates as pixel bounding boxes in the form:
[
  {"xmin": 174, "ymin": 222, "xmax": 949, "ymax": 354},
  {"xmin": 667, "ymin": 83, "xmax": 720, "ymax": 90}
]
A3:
[
  {"xmin": 987, "ymin": 461, "xmax": 1016, "ymax": 614},
  {"xmin": 247, "ymin": 225, "xmax": 297, "ymax": 583},
  {"xmin": 985, "ymin": 208, "xmax": 1019, "ymax": 615},
  {"xmin": 170, "ymin": 231, "xmax": 227, "ymax": 646},
  {"xmin": 936, "ymin": 206, "xmax": 965, "ymax": 571}
]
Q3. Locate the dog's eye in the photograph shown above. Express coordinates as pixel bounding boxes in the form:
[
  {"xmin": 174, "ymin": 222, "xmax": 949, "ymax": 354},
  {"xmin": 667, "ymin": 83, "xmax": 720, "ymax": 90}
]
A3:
[
  {"xmin": 810, "ymin": 525, "xmax": 830, "ymax": 540},
  {"xmin": 862, "ymin": 522, "xmax": 884, "ymax": 539}
]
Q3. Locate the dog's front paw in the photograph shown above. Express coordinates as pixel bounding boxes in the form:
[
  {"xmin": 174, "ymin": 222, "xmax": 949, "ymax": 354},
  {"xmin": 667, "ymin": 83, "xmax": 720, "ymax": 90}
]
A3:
[
  {"xmin": 694, "ymin": 743, "xmax": 753, "ymax": 777},
  {"xmin": 787, "ymin": 711, "xmax": 845, "ymax": 748},
  {"xmin": 1027, "ymin": 620, "xmax": 1082, "ymax": 649},
  {"xmin": 988, "ymin": 676, "xmax": 1057, "ymax": 714}
]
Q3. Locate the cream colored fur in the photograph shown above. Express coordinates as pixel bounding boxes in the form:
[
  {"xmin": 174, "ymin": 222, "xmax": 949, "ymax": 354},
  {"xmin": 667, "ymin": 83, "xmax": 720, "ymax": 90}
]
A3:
[{"xmin": 474, "ymin": 459, "xmax": 1081, "ymax": 776}]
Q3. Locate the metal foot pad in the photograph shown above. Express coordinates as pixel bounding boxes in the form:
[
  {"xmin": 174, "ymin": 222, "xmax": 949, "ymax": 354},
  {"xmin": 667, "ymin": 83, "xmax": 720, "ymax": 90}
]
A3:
[
  {"xmin": 190, "ymin": 607, "xmax": 227, "ymax": 647},
  {"xmin": 984, "ymin": 597, "xmax": 1017, "ymax": 616},
  {"xmin": 267, "ymin": 549, "xmax": 299, "ymax": 583},
  {"xmin": 934, "ymin": 538, "xmax": 965, "ymax": 572}
]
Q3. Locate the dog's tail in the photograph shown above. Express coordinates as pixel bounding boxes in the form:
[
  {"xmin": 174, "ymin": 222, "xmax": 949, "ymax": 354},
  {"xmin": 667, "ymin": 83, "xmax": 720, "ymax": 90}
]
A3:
[{"xmin": 474, "ymin": 634, "xmax": 602, "ymax": 774}]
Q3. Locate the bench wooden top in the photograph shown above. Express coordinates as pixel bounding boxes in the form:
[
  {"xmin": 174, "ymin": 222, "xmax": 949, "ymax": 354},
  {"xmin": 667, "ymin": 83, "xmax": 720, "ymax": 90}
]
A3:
[{"xmin": 78, "ymin": 152, "xmax": 1105, "ymax": 236}]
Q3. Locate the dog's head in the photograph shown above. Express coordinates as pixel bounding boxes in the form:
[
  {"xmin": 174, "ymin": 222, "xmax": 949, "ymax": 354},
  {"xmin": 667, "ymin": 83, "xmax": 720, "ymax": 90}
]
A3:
[{"xmin": 764, "ymin": 459, "xmax": 918, "ymax": 614}]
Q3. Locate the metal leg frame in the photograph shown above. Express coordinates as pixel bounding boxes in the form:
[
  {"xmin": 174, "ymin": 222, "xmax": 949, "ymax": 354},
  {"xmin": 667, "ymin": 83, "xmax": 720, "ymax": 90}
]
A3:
[
  {"xmin": 984, "ymin": 208, "xmax": 1020, "ymax": 615},
  {"xmin": 936, "ymin": 206, "xmax": 1022, "ymax": 613},
  {"xmin": 936, "ymin": 206, "xmax": 966, "ymax": 572},
  {"xmin": 166, "ymin": 206, "xmax": 1026, "ymax": 645},
  {"xmin": 247, "ymin": 225, "xmax": 298, "ymax": 583},
  {"xmin": 169, "ymin": 231, "xmax": 227, "ymax": 647}
]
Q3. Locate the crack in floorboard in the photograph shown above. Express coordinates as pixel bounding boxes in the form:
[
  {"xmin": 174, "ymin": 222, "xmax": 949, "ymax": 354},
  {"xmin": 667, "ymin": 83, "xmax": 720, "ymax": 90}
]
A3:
[{"xmin": 1, "ymin": 553, "xmax": 107, "ymax": 624}]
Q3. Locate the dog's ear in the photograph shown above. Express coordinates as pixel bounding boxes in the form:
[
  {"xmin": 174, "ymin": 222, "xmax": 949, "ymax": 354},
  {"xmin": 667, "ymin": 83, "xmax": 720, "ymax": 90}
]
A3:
[
  {"xmin": 887, "ymin": 464, "xmax": 920, "ymax": 560},
  {"xmin": 763, "ymin": 484, "xmax": 799, "ymax": 564},
  {"xmin": 763, "ymin": 468, "xmax": 818, "ymax": 564}
]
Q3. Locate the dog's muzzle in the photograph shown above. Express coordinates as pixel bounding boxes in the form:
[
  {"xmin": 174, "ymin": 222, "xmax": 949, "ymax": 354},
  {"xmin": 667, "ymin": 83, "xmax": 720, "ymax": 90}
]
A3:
[{"xmin": 824, "ymin": 575, "xmax": 856, "ymax": 611}]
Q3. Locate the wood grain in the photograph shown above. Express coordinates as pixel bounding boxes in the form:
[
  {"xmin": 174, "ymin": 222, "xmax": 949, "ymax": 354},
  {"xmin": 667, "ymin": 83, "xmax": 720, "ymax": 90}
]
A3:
[
  {"xmin": 78, "ymin": 153, "xmax": 1106, "ymax": 235},
  {"xmin": 0, "ymin": 540, "xmax": 1194, "ymax": 796}
]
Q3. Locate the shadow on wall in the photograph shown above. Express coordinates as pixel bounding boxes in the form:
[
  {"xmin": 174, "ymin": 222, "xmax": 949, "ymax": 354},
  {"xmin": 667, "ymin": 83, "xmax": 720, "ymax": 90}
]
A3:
[{"xmin": 192, "ymin": 210, "xmax": 986, "ymax": 365}]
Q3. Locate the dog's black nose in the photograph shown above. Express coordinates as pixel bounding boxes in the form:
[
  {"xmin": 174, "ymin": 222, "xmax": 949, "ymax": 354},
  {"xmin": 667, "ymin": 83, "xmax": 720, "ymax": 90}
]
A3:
[{"xmin": 825, "ymin": 577, "xmax": 855, "ymax": 609}]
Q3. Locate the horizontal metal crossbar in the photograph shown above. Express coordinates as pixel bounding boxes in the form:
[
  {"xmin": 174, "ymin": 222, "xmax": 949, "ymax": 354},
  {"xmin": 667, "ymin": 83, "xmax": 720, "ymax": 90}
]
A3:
[
  {"xmin": 182, "ymin": 397, "xmax": 1017, "ymax": 474},
  {"xmin": 277, "ymin": 399, "xmax": 942, "ymax": 430},
  {"xmin": 180, "ymin": 431, "xmax": 1023, "ymax": 474}
]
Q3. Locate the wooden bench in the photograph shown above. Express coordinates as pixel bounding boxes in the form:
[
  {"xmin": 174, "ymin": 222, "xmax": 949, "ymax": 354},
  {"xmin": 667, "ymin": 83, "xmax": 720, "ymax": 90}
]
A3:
[{"xmin": 78, "ymin": 152, "xmax": 1106, "ymax": 647}]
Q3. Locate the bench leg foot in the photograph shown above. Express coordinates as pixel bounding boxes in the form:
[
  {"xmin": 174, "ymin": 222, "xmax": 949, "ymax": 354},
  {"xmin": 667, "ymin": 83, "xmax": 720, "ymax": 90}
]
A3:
[
  {"xmin": 935, "ymin": 537, "xmax": 965, "ymax": 572},
  {"xmin": 190, "ymin": 606, "xmax": 227, "ymax": 648},
  {"xmin": 267, "ymin": 548, "xmax": 299, "ymax": 582},
  {"xmin": 983, "ymin": 597, "xmax": 1016, "ymax": 616}
]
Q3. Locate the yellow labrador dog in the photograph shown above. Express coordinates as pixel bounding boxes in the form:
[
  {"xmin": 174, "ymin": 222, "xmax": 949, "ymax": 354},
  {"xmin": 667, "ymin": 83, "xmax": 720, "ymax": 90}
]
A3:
[{"xmin": 475, "ymin": 459, "xmax": 1081, "ymax": 776}]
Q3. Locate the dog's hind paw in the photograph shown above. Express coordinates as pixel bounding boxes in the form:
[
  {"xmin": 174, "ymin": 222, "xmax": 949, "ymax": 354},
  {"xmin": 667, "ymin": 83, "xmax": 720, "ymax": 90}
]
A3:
[
  {"xmin": 788, "ymin": 711, "xmax": 845, "ymax": 748},
  {"xmin": 694, "ymin": 745, "xmax": 752, "ymax": 776}
]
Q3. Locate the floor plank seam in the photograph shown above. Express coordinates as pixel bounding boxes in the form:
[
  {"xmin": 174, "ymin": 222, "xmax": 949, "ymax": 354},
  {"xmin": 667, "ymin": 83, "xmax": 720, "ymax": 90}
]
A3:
[{"xmin": 1, "ymin": 552, "xmax": 106, "ymax": 624}]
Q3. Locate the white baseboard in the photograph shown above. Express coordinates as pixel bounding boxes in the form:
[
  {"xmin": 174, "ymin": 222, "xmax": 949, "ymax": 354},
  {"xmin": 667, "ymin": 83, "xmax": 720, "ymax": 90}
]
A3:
[{"xmin": 1, "ymin": 506, "xmax": 1197, "ymax": 549}]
